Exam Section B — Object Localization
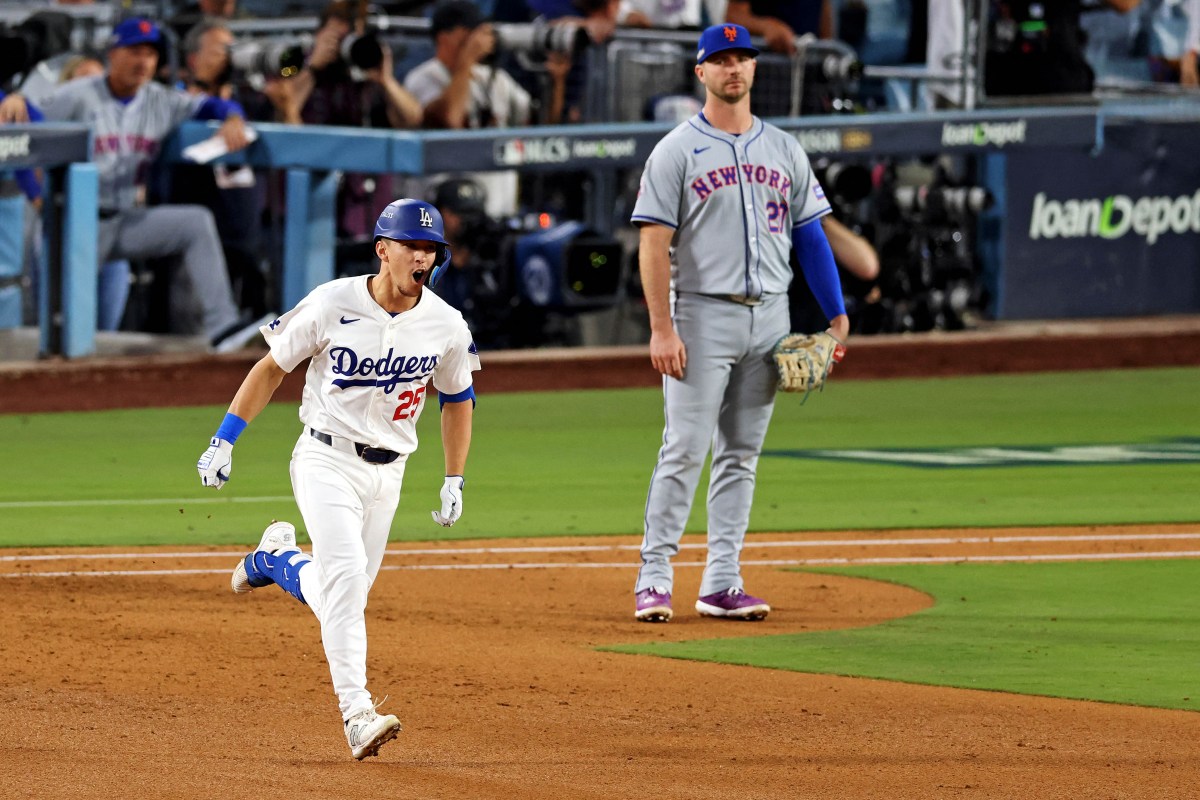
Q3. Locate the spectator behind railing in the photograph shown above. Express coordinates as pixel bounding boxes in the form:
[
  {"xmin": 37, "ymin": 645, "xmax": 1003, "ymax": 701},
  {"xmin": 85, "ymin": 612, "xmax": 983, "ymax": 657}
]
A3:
[
  {"xmin": 725, "ymin": 0, "xmax": 833, "ymax": 54},
  {"xmin": 403, "ymin": 0, "xmax": 571, "ymax": 217},
  {"xmin": 0, "ymin": 17, "xmax": 268, "ymax": 352},
  {"xmin": 617, "ymin": 0, "xmax": 706, "ymax": 30},
  {"xmin": 60, "ymin": 53, "xmax": 133, "ymax": 332},
  {"xmin": 1181, "ymin": 0, "xmax": 1200, "ymax": 85},
  {"xmin": 173, "ymin": 17, "xmax": 269, "ymax": 319},
  {"xmin": 259, "ymin": 0, "xmax": 423, "ymax": 271},
  {"xmin": 167, "ymin": 0, "xmax": 244, "ymax": 43},
  {"xmin": 985, "ymin": 0, "xmax": 1142, "ymax": 97}
]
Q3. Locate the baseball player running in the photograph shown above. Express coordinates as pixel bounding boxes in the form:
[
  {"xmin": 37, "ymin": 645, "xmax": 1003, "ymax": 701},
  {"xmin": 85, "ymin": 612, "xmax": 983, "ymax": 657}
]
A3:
[
  {"xmin": 196, "ymin": 199, "xmax": 480, "ymax": 759},
  {"xmin": 630, "ymin": 23, "xmax": 849, "ymax": 622}
]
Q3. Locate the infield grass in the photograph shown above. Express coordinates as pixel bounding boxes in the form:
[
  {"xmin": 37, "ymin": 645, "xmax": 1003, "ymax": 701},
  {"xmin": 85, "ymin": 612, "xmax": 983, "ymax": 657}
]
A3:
[
  {"xmin": 0, "ymin": 366, "xmax": 1197, "ymax": 547},
  {"xmin": 604, "ymin": 559, "xmax": 1200, "ymax": 712}
]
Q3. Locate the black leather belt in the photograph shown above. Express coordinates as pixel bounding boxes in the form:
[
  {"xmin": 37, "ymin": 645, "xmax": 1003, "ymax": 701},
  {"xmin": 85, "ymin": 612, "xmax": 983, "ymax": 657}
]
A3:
[
  {"xmin": 309, "ymin": 428, "xmax": 401, "ymax": 465},
  {"xmin": 98, "ymin": 208, "xmax": 121, "ymax": 220}
]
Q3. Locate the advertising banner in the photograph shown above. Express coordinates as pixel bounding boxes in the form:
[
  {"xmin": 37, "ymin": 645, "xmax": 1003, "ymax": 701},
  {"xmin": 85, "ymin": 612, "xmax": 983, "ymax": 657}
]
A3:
[{"xmin": 1001, "ymin": 122, "xmax": 1200, "ymax": 318}]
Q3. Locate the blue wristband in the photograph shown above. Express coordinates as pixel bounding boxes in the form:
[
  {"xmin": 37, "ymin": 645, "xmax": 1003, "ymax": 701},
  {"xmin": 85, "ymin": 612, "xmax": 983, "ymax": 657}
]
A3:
[{"xmin": 214, "ymin": 412, "xmax": 248, "ymax": 444}]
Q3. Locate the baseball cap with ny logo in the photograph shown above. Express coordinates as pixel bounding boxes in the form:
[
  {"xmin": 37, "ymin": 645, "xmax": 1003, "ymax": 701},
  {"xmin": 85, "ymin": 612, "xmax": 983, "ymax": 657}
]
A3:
[{"xmin": 696, "ymin": 23, "xmax": 760, "ymax": 64}]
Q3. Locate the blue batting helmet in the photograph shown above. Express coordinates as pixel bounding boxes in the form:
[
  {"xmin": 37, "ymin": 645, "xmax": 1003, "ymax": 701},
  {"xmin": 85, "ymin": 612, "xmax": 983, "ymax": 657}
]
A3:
[{"xmin": 373, "ymin": 198, "xmax": 453, "ymax": 287}]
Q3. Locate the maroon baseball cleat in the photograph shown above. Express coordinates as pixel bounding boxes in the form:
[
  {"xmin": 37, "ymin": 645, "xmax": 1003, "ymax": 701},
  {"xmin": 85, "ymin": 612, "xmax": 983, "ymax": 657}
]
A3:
[{"xmin": 696, "ymin": 587, "xmax": 770, "ymax": 620}]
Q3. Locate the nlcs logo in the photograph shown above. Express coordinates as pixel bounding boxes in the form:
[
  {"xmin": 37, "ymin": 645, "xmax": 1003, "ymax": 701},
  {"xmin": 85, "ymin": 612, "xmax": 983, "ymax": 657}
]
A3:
[{"xmin": 419, "ymin": 208, "xmax": 433, "ymax": 227}]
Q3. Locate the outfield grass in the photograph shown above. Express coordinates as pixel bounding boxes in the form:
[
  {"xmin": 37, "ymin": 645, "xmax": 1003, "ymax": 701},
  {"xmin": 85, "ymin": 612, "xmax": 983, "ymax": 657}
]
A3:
[
  {"xmin": 0, "ymin": 367, "xmax": 1197, "ymax": 547},
  {"xmin": 603, "ymin": 560, "xmax": 1200, "ymax": 712}
]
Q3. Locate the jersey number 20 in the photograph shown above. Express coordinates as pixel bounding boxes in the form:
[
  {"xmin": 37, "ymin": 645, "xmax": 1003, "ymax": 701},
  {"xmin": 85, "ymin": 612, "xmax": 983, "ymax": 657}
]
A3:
[{"xmin": 393, "ymin": 385, "xmax": 427, "ymax": 421}]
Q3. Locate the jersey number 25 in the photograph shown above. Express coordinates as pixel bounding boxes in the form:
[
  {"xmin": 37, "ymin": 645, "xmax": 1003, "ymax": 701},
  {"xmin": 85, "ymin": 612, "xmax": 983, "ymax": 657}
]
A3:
[{"xmin": 393, "ymin": 385, "xmax": 427, "ymax": 421}]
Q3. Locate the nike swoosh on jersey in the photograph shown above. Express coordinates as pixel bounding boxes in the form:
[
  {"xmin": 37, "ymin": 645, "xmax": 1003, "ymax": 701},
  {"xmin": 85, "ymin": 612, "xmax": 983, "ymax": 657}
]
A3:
[
  {"xmin": 340, "ymin": 316, "xmax": 361, "ymax": 324},
  {"xmin": 693, "ymin": 146, "xmax": 711, "ymax": 154}
]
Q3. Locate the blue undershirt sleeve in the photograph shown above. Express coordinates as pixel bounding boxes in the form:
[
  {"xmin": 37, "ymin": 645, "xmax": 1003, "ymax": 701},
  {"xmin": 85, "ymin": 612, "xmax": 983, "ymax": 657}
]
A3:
[
  {"xmin": 4, "ymin": 94, "xmax": 44, "ymax": 200},
  {"xmin": 792, "ymin": 220, "xmax": 846, "ymax": 321},
  {"xmin": 193, "ymin": 97, "xmax": 246, "ymax": 121}
]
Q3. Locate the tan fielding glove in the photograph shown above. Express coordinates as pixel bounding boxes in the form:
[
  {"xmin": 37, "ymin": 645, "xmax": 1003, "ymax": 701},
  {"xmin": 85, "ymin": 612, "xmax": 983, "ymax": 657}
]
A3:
[{"xmin": 772, "ymin": 331, "xmax": 847, "ymax": 401}]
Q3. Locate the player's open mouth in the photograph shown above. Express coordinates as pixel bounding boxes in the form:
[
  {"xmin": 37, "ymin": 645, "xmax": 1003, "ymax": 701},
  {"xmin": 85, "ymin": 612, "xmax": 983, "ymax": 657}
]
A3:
[{"xmin": 413, "ymin": 270, "xmax": 426, "ymax": 282}]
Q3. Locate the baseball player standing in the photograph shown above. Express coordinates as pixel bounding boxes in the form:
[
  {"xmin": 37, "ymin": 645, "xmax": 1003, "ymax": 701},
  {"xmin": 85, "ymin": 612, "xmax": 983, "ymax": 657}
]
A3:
[
  {"xmin": 630, "ymin": 23, "xmax": 849, "ymax": 622},
  {"xmin": 196, "ymin": 199, "xmax": 480, "ymax": 759}
]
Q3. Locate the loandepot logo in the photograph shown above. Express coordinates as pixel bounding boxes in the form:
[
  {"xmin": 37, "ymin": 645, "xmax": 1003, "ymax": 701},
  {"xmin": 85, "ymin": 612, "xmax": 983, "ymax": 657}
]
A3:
[
  {"xmin": 763, "ymin": 440, "xmax": 1200, "ymax": 468},
  {"xmin": 941, "ymin": 120, "xmax": 1027, "ymax": 148},
  {"xmin": 0, "ymin": 133, "xmax": 31, "ymax": 161},
  {"xmin": 1029, "ymin": 189, "xmax": 1200, "ymax": 245}
]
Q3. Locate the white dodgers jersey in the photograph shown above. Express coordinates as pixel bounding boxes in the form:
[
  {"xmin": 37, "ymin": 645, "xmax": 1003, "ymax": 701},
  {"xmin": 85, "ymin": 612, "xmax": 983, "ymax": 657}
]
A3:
[{"xmin": 263, "ymin": 276, "xmax": 481, "ymax": 456}]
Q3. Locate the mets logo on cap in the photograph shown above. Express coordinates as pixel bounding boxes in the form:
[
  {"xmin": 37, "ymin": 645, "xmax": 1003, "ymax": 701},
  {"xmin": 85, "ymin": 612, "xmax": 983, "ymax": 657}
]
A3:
[
  {"xmin": 109, "ymin": 17, "xmax": 162, "ymax": 49},
  {"xmin": 696, "ymin": 23, "xmax": 760, "ymax": 64}
]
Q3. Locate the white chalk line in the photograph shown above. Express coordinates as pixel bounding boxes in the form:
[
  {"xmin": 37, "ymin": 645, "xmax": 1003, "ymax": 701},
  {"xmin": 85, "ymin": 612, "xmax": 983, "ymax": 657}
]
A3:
[
  {"xmin": 3, "ymin": 531, "xmax": 1199, "ymax": 563},
  {"xmin": 4, "ymin": 550, "xmax": 1200, "ymax": 580},
  {"xmin": 0, "ymin": 496, "xmax": 295, "ymax": 509}
]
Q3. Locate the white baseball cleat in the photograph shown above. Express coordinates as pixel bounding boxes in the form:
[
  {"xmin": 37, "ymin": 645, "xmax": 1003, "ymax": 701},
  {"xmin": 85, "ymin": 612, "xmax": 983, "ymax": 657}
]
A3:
[
  {"xmin": 231, "ymin": 520, "xmax": 298, "ymax": 594},
  {"xmin": 345, "ymin": 708, "xmax": 402, "ymax": 760}
]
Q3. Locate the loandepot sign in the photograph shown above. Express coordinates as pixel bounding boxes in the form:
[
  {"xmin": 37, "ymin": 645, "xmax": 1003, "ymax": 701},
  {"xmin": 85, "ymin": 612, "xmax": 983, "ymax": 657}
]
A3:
[
  {"xmin": 764, "ymin": 440, "xmax": 1200, "ymax": 468},
  {"xmin": 1029, "ymin": 189, "xmax": 1200, "ymax": 245}
]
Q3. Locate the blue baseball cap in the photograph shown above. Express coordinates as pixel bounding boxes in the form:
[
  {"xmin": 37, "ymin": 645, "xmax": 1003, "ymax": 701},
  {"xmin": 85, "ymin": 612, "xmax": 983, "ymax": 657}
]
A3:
[
  {"xmin": 696, "ymin": 23, "xmax": 759, "ymax": 64},
  {"xmin": 108, "ymin": 18, "xmax": 162, "ymax": 49}
]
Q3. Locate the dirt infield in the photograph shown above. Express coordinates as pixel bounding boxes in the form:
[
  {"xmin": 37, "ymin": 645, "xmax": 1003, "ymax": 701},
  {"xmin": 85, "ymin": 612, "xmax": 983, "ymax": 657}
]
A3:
[
  {"xmin": 2, "ymin": 527, "xmax": 1198, "ymax": 799},
  {"xmin": 2, "ymin": 317, "xmax": 1198, "ymax": 797}
]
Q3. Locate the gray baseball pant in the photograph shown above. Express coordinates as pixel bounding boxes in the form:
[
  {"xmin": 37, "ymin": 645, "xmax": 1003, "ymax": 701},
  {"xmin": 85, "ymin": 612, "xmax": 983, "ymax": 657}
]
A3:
[
  {"xmin": 637, "ymin": 291, "xmax": 790, "ymax": 597},
  {"xmin": 99, "ymin": 205, "xmax": 240, "ymax": 338}
]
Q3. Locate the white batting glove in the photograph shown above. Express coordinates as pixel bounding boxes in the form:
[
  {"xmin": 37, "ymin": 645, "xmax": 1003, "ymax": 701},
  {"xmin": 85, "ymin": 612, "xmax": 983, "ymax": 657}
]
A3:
[
  {"xmin": 431, "ymin": 475, "xmax": 464, "ymax": 527},
  {"xmin": 197, "ymin": 437, "xmax": 234, "ymax": 489}
]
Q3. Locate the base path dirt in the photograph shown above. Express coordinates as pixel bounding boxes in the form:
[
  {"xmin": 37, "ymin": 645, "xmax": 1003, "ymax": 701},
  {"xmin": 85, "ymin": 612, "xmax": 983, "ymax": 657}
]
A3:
[{"xmin": 1, "ymin": 525, "xmax": 1198, "ymax": 799}]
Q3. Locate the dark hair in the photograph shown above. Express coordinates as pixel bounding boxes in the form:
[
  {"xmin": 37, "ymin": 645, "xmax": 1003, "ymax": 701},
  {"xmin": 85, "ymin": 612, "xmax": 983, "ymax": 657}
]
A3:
[
  {"xmin": 572, "ymin": 0, "xmax": 611, "ymax": 13},
  {"xmin": 430, "ymin": 0, "xmax": 486, "ymax": 38},
  {"xmin": 319, "ymin": 0, "xmax": 359, "ymax": 28}
]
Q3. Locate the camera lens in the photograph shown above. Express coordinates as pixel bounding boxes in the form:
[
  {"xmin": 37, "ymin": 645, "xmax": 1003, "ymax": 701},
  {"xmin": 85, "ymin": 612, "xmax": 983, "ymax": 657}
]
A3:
[
  {"xmin": 347, "ymin": 32, "xmax": 384, "ymax": 71},
  {"xmin": 278, "ymin": 44, "xmax": 305, "ymax": 78}
]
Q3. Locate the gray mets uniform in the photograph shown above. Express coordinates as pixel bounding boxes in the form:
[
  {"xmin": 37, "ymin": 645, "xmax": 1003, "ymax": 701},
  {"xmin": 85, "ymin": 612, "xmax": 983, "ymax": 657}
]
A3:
[
  {"xmin": 39, "ymin": 75, "xmax": 242, "ymax": 338},
  {"xmin": 631, "ymin": 111, "xmax": 830, "ymax": 596},
  {"xmin": 264, "ymin": 275, "xmax": 480, "ymax": 718}
]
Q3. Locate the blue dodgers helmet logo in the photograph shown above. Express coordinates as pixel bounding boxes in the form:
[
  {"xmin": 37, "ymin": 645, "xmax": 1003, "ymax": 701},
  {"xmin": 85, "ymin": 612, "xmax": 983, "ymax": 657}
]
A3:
[{"xmin": 419, "ymin": 207, "xmax": 434, "ymax": 228}]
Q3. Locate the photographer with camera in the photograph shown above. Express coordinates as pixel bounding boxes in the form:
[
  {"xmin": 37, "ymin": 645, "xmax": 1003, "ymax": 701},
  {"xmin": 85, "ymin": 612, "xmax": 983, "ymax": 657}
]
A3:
[
  {"xmin": 264, "ymin": 0, "xmax": 421, "ymax": 129},
  {"xmin": 256, "ymin": 1, "xmax": 421, "ymax": 271},
  {"xmin": 406, "ymin": 0, "xmax": 570, "ymax": 130},
  {"xmin": 404, "ymin": 0, "xmax": 571, "ymax": 217}
]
